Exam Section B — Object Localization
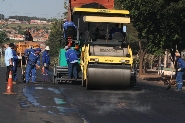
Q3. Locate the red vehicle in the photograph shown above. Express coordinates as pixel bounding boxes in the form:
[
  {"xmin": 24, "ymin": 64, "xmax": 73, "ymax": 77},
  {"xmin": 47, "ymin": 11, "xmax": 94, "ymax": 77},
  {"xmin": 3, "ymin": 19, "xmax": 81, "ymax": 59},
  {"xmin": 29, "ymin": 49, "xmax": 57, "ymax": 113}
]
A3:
[{"xmin": 67, "ymin": 0, "xmax": 114, "ymax": 21}]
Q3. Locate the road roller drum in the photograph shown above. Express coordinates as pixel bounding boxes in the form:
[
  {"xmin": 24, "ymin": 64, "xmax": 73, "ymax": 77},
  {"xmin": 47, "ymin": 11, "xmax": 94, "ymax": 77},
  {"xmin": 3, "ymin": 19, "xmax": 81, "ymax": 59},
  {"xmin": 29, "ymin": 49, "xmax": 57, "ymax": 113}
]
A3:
[{"xmin": 86, "ymin": 64, "xmax": 131, "ymax": 90}]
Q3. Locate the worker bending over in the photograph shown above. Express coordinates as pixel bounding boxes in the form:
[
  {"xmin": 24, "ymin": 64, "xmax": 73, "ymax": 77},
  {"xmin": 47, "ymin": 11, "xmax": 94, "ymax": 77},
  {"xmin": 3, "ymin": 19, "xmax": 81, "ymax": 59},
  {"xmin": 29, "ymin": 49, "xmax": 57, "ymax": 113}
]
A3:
[
  {"xmin": 175, "ymin": 52, "xmax": 185, "ymax": 91},
  {"xmin": 25, "ymin": 48, "xmax": 41, "ymax": 84},
  {"xmin": 42, "ymin": 46, "xmax": 51, "ymax": 82},
  {"xmin": 65, "ymin": 46, "xmax": 78, "ymax": 80}
]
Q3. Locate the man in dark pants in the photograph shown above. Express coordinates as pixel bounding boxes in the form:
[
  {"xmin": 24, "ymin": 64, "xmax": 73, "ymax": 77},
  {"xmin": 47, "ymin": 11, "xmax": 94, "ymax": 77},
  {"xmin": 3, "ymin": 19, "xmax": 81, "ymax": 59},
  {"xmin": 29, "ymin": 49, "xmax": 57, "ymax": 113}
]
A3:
[
  {"xmin": 175, "ymin": 52, "xmax": 185, "ymax": 91},
  {"xmin": 25, "ymin": 48, "xmax": 41, "ymax": 84},
  {"xmin": 12, "ymin": 45, "xmax": 22, "ymax": 84},
  {"xmin": 42, "ymin": 46, "xmax": 51, "ymax": 82},
  {"xmin": 4, "ymin": 43, "xmax": 14, "ymax": 83},
  {"xmin": 64, "ymin": 46, "xmax": 78, "ymax": 81}
]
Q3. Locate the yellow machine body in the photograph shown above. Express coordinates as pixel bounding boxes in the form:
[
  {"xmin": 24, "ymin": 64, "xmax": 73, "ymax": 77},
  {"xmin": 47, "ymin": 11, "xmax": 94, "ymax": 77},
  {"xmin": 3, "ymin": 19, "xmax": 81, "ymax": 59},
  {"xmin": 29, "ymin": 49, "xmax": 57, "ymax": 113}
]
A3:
[
  {"xmin": 81, "ymin": 44, "xmax": 133, "ymax": 79},
  {"xmin": 73, "ymin": 7, "xmax": 135, "ymax": 89}
]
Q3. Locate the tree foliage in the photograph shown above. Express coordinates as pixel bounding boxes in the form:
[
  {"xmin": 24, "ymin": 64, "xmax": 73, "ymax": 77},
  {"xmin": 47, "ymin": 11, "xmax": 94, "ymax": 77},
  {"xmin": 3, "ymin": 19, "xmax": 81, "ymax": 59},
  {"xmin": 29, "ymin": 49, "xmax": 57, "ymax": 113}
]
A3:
[
  {"xmin": 115, "ymin": 0, "xmax": 185, "ymax": 74},
  {"xmin": 0, "ymin": 31, "xmax": 8, "ymax": 44},
  {"xmin": 120, "ymin": 0, "xmax": 185, "ymax": 54},
  {"xmin": 46, "ymin": 18, "xmax": 64, "ymax": 58},
  {"xmin": 8, "ymin": 16, "xmax": 48, "ymax": 21},
  {"xmin": 114, "ymin": 0, "xmax": 140, "ymax": 55},
  {"xmin": 46, "ymin": 1, "xmax": 67, "ymax": 64},
  {"xmin": 63, "ymin": 0, "xmax": 68, "ymax": 18},
  {"xmin": 46, "ymin": 0, "xmax": 68, "ymax": 62}
]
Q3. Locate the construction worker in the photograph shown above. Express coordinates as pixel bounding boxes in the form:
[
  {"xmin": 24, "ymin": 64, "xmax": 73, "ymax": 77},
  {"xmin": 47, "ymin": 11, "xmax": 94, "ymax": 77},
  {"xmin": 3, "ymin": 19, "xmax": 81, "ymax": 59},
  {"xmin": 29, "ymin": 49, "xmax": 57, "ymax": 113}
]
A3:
[
  {"xmin": 12, "ymin": 45, "xmax": 22, "ymax": 84},
  {"xmin": 63, "ymin": 19, "xmax": 77, "ymax": 46},
  {"xmin": 24, "ymin": 30, "xmax": 33, "ymax": 41},
  {"xmin": 175, "ymin": 52, "xmax": 185, "ymax": 91},
  {"xmin": 42, "ymin": 46, "xmax": 50, "ymax": 82},
  {"xmin": 64, "ymin": 46, "xmax": 78, "ymax": 80},
  {"xmin": 4, "ymin": 43, "xmax": 14, "ymax": 83},
  {"xmin": 63, "ymin": 19, "xmax": 76, "ymax": 38},
  {"xmin": 109, "ymin": 23, "xmax": 124, "ymax": 40},
  {"xmin": 25, "ymin": 48, "xmax": 41, "ymax": 84},
  {"xmin": 94, "ymin": 25, "xmax": 105, "ymax": 39}
]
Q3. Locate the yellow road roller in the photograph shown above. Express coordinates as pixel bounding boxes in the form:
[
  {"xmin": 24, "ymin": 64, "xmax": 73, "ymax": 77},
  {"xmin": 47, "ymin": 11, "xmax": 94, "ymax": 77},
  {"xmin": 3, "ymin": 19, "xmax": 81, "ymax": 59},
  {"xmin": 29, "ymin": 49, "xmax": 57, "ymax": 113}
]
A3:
[{"xmin": 72, "ymin": 7, "xmax": 136, "ymax": 90}]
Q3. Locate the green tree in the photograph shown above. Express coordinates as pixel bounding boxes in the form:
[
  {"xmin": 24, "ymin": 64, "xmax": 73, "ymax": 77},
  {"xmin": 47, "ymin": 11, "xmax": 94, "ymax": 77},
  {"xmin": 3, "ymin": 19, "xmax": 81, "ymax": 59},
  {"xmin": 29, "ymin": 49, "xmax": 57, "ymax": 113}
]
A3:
[
  {"xmin": 118, "ymin": 0, "xmax": 185, "ymax": 75},
  {"xmin": 0, "ymin": 31, "xmax": 8, "ymax": 44},
  {"xmin": 46, "ymin": 18, "xmax": 64, "ymax": 64},
  {"xmin": 114, "ymin": 0, "xmax": 140, "ymax": 55},
  {"xmin": 18, "ymin": 30, "xmax": 25, "ymax": 35},
  {"xmin": 63, "ymin": 0, "xmax": 68, "ymax": 19},
  {"xmin": 46, "ymin": 0, "xmax": 68, "ymax": 64}
]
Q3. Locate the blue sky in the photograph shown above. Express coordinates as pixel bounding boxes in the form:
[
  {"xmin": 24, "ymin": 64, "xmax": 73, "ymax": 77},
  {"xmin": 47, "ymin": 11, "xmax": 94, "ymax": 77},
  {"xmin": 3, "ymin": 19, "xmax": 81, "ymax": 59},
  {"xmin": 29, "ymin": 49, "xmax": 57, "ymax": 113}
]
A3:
[{"xmin": 0, "ymin": 0, "xmax": 67, "ymax": 19}]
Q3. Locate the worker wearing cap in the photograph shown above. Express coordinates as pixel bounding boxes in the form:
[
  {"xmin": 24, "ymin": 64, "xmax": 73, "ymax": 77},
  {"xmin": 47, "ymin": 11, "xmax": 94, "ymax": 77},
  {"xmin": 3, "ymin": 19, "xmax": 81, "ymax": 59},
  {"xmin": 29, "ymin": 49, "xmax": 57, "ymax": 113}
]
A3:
[
  {"xmin": 175, "ymin": 52, "xmax": 185, "ymax": 91},
  {"xmin": 25, "ymin": 48, "xmax": 41, "ymax": 84},
  {"xmin": 42, "ymin": 46, "xmax": 51, "ymax": 82},
  {"xmin": 65, "ymin": 46, "xmax": 78, "ymax": 80}
]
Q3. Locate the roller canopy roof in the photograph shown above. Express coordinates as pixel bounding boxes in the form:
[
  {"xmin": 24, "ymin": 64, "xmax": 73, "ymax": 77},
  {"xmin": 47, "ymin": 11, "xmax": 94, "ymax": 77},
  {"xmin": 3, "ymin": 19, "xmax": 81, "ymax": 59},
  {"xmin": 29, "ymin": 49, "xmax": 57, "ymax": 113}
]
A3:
[
  {"xmin": 73, "ymin": 7, "xmax": 129, "ymax": 15},
  {"xmin": 83, "ymin": 16, "xmax": 130, "ymax": 23}
]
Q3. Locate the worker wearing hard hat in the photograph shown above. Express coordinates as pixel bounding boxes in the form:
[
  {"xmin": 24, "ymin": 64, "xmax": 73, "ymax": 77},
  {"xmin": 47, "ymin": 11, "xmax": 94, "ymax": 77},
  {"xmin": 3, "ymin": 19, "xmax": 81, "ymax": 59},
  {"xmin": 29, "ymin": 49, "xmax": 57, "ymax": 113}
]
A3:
[
  {"xmin": 175, "ymin": 52, "xmax": 185, "ymax": 91},
  {"xmin": 64, "ymin": 46, "xmax": 78, "ymax": 81},
  {"xmin": 42, "ymin": 46, "xmax": 51, "ymax": 82},
  {"xmin": 24, "ymin": 48, "xmax": 41, "ymax": 84}
]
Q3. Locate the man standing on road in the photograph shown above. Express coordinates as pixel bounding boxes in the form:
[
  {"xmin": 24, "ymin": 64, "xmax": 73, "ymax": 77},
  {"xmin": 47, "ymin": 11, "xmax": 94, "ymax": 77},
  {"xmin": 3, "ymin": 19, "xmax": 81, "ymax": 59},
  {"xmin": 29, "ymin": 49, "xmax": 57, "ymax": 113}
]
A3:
[
  {"xmin": 12, "ymin": 45, "xmax": 22, "ymax": 84},
  {"xmin": 4, "ymin": 43, "xmax": 14, "ymax": 83},
  {"xmin": 65, "ymin": 46, "xmax": 78, "ymax": 80},
  {"xmin": 175, "ymin": 52, "xmax": 185, "ymax": 91},
  {"xmin": 25, "ymin": 48, "xmax": 41, "ymax": 84},
  {"xmin": 42, "ymin": 46, "xmax": 51, "ymax": 82}
]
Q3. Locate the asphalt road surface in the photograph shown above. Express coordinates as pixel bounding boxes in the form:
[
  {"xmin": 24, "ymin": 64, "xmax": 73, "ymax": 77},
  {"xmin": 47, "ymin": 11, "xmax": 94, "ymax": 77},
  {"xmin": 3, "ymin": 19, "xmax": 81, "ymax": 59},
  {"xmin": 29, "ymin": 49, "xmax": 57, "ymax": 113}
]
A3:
[{"xmin": 1, "ymin": 67, "xmax": 185, "ymax": 123}]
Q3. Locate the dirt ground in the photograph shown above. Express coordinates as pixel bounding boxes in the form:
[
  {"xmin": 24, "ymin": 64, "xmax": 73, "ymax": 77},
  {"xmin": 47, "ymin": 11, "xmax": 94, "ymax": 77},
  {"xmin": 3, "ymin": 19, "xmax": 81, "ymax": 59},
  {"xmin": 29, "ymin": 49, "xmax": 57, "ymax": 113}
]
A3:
[{"xmin": 138, "ymin": 70, "xmax": 163, "ymax": 82}]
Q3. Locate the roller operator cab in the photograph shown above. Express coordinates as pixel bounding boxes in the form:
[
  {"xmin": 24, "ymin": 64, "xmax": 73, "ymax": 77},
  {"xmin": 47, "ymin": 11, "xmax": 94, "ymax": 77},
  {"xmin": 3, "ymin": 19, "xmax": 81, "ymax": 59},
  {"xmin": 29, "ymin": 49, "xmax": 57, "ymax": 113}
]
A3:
[{"xmin": 72, "ymin": 7, "xmax": 136, "ymax": 90}]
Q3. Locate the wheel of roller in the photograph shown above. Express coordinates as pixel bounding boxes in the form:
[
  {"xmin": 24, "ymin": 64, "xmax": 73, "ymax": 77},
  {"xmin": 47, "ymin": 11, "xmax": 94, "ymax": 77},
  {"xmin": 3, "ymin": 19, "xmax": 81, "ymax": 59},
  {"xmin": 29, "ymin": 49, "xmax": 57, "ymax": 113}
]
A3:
[
  {"xmin": 86, "ymin": 65, "xmax": 131, "ymax": 90},
  {"xmin": 86, "ymin": 69, "xmax": 92, "ymax": 90}
]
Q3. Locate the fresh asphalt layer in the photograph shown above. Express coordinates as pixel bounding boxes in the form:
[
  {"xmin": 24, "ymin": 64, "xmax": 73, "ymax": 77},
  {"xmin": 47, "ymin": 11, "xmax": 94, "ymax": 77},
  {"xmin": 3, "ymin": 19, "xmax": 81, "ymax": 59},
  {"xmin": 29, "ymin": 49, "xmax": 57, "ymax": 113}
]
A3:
[{"xmin": 0, "ymin": 67, "xmax": 185, "ymax": 123}]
